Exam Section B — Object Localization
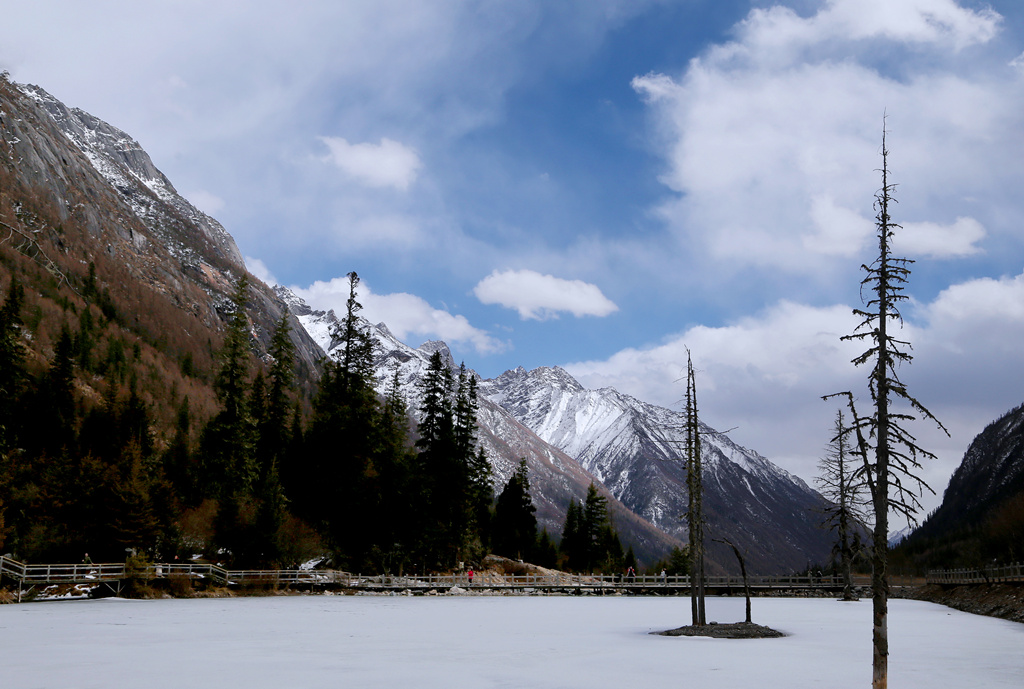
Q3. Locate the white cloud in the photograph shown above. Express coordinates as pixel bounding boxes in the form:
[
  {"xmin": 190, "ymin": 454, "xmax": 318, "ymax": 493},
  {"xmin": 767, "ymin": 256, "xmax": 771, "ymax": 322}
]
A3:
[
  {"xmin": 803, "ymin": 195, "xmax": 874, "ymax": 257},
  {"xmin": 567, "ymin": 300, "xmax": 861, "ymax": 411},
  {"xmin": 631, "ymin": 0, "xmax": 1017, "ymax": 277},
  {"xmin": 925, "ymin": 269, "xmax": 1024, "ymax": 332},
  {"xmin": 319, "ymin": 136, "xmax": 422, "ymax": 191},
  {"xmin": 566, "ymin": 268, "xmax": 1024, "ymax": 515},
  {"xmin": 291, "ymin": 276, "xmax": 504, "ymax": 355},
  {"xmin": 473, "ymin": 269, "xmax": 619, "ymax": 320},
  {"xmin": 245, "ymin": 256, "xmax": 277, "ymax": 286},
  {"xmin": 185, "ymin": 189, "xmax": 225, "ymax": 215},
  {"xmin": 896, "ymin": 217, "xmax": 986, "ymax": 258},
  {"xmin": 727, "ymin": 0, "xmax": 1000, "ymax": 60}
]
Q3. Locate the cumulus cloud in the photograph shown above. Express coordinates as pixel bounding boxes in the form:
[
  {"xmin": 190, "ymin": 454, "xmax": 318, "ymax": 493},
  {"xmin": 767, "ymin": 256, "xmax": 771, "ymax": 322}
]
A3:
[
  {"xmin": 566, "ymin": 268, "xmax": 1024, "ymax": 514},
  {"xmin": 245, "ymin": 256, "xmax": 277, "ymax": 286},
  {"xmin": 567, "ymin": 300, "xmax": 861, "ymax": 411},
  {"xmin": 291, "ymin": 276, "xmax": 504, "ymax": 355},
  {"xmin": 925, "ymin": 269, "xmax": 1024, "ymax": 333},
  {"xmin": 319, "ymin": 136, "xmax": 422, "ymax": 191},
  {"xmin": 631, "ymin": 0, "xmax": 1017, "ymax": 277},
  {"xmin": 727, "ymin": 0, "xmax": 1000, "ymax": 59},
  {"xmin": 185, "ymin": 189, "xmax": 226, "ymax": 216},
  {"xmin": 896, "ymin": 217, "xmax": 986, "ymax": 258},
  {"xmin": 473, "ymin": 269, "xmax": 619, "ymax": 320}
]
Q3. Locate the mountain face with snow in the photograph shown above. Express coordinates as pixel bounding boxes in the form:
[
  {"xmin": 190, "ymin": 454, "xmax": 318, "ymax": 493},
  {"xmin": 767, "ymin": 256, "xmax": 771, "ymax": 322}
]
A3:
[
  {"xmin": 2, "ymin": 74, "xmax": 834, "ymax": 572},
  {"xmin": 286, "ymin": 298, "xmax": 684, "ymax": 564},
  {"xmin": 478, "ymin": 366, "xmax": 833, "ymax": 574},
  {"xmin": 293, "ymin": 296, "xmax": 833, "ymax": 573},
  {"xmin": 3, "ymin": 79, "xmax": 323, "ymax": 377}
]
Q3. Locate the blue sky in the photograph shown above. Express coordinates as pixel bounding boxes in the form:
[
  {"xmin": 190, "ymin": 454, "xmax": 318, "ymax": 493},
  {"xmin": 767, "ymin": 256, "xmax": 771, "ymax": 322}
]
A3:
[{"xmin": 4, "ymin": 0, "xmax": 1024, "ymax": 514}]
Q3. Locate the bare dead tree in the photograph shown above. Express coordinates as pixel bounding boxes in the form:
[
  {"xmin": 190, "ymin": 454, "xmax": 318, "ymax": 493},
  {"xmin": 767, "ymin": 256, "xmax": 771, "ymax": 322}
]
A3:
[
  {"xmin": 826, "ymin": 124, "xmax": 948, "ymax": 689},
  {"xmin": 714, "ymin": 537, "xmax": 751, "ymax": 623},
  {"xmin": 816, "ymin": 408, "xmax": 868, "ymax": 601},
  {"xmin": 684, "ymin": 350, "xmax": 706, "ymax": 626}
]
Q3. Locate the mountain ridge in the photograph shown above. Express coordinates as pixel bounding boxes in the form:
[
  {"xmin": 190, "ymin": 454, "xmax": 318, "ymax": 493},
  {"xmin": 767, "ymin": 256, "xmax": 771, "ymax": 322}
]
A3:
[{"xmin": 294, "ymin": 295, "xmax": 833, "ymax": 573}]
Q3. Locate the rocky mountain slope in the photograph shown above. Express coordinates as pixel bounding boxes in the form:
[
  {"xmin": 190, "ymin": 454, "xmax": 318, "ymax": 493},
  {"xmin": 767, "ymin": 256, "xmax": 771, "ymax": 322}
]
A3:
[
  {"xmin": 900, "ymin": 402, "xmax": 1024, "ymax": 566},
  {"xmin": 280, "ymin": 292, "xmax": 684, "ymax": 564},
  {"xmin": 479, "ymin": 366, "xmax": 833, "ymax": 574},
  {"xmin": 1, "ymin": 77, "xmax": 323, "ymax": 381},
  {"xmin": 2, "ymin": 74, "xmax": 834, "ymax": 572},
  {"xmin": 293, "ymin": 295, "xmax": 833, "ymax": 573}
]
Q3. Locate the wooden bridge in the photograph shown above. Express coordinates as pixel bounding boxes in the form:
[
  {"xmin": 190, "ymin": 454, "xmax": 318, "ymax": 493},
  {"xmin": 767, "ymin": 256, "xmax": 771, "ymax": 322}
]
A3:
[{"xmin": 2, "ymin": 555, "xmax": 927, "ymax": 603}]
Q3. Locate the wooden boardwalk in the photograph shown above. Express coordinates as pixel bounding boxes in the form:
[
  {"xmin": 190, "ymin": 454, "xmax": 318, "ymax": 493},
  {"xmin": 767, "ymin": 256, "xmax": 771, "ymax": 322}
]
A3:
[{"xmin": 1, "ymin": 555, "xmax": 932, "ymax": 603}]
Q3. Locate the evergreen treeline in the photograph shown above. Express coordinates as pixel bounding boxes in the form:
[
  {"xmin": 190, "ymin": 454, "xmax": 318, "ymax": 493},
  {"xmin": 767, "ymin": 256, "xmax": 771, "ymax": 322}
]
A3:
[
  {"xmin": 0, "ymin": 268, "xmax": 636, "ymax": 574},
  {"xmin": 558, "ymin": 483, "xmax": 631, "ymax": 573}
]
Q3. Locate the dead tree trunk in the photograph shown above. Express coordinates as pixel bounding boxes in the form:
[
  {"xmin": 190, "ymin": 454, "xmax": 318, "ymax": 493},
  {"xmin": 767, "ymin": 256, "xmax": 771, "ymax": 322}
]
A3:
[
  {"xmin": 715, "ymin": 537, "xmax": 751, "ymax": 623},
  {"xmin": 828, "ymin": 123, "xmax": 947, "ymax": 689},
  {"xmin": 685, "ymin": 351, "xmax": 706, "ymax": 626}
]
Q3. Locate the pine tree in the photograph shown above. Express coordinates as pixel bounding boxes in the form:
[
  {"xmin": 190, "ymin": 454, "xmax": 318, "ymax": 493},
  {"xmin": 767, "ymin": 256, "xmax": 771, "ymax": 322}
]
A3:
[
  {"xmin": 827, "ymin": 126, "xmax": 947, "ymax": 689},
  {"xmin": 370, "ymin": 367, "xmax": 415, "ymax": 572},
  {"xmin": 164, "ymin": 396, "xmax": 198, "ymax": 505},
  {"xmin": 582, "ymin": 483, "xmax": 608, "ymax": 570},
  {"xmin": 305, "ymin": 271, "xmax": 382, "ymax": 568},
  {"xmin": 493, "ymin": 459, "xmax": 537, "ymax": 560},
  {"xmin": 415, "ymin": 350, "xmax": 461, "ymax": 566},
  {"xmin": 0, "ymin": 279, "xmax": 25, "ymax": 551},
  {"xmin": 42, "ymin": 324, "xmax": 78, "ymax": 459},
  {"xmin": 259, "ymin": 313, "xmax": 296, "ymax": 479},
  {"xmin": 202, "ymin": 274, "xmax": 257, "ymax": 497},
  {"xmin": 0, "ymin": 278, "xmax": 26, "ymax": 454},
  {"xmin": 454, "ymin": 365, "xmax": 493, "ymax": 550},
  {"xmin": 560, "ymin": 498, "xmax": 584, "ymax": 570}
]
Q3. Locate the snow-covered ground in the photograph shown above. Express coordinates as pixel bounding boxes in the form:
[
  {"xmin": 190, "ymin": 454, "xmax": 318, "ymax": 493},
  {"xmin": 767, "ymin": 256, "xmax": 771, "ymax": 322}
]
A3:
[{"xmin": 1, "ymin": 596, "xmax": 1021, "ymax": 688}]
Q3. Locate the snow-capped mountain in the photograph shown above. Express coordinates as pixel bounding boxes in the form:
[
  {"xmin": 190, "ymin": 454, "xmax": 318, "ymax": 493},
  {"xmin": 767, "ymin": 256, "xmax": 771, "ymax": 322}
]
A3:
[
  {"xmin": 281, "ymin": 293, "xmax": 684, "ymax": 563},
  {"xmin": 289, "ymin": 292, "xmax": 833, "ymax": 573},
  {"xmin": 18, "ymin": 83, "xmax": 244, "ymax": 272},
  {"xmin": 479, "ymin": 366, "xmax": 833, "ymax": 574}
]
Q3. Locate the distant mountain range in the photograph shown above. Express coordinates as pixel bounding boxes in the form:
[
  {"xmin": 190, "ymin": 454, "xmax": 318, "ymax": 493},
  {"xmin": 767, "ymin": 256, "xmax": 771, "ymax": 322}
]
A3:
[
  {"xmin": 2, "ymin": 75, "xmax": 834, "ymax": 573},
  {"xmin": 290, "ymin": 297, "xmax": 833, "ymax": 573}
]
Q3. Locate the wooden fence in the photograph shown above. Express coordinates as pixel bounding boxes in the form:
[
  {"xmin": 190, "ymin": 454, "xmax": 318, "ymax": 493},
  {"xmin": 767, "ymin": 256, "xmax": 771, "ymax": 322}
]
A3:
[
  {"xmin": 926, "ymin": 563, "xmax": 1024, "ymax": 585},
  {"xmin": 2, "ymin": 555, "xmax": 928, "ymax": 603}
]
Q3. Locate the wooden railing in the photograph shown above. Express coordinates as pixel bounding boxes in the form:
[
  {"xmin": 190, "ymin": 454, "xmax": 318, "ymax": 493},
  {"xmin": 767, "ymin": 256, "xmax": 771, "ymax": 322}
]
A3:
[
  {"xmin": 2, "ymin": 555, "xmax": 915, "ymax": 601},
  {"xmin": 926, "ymin": 563, "xmax": 1024, "ymax": 585}
]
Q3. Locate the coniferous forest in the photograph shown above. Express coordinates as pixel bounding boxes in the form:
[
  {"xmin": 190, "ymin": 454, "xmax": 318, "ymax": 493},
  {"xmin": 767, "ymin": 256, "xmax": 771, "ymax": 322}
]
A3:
[{"xmin": 0, "ymin": 254, "xmax": 626, "ymax": 574}]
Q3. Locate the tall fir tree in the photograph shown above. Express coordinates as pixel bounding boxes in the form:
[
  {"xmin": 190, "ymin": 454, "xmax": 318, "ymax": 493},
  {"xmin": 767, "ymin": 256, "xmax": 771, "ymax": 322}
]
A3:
[
  {"xmin": 415, "ymin": 350, "xmax": 460, "ymax": 567},
  {"xmin": 306, "ymin": 272, "xmax": 382, "ymax": 568},
  {"xmin": 0, "ymin": 278, "xmax": 25, "ymax": 453},
  {"xmin": 560, "ymin": 498, "xmax": 585, "ymax": 570},
  {"xmin": 201, "ymin": 274, "xmax": 257, "ymax": 498},
  {"xmin": 0, "ymin": 279, "xmax": 25, "ymax": 552},
  {"xmin": 492, "ymin": 459, "xmax": 537, "ymax": 560}
]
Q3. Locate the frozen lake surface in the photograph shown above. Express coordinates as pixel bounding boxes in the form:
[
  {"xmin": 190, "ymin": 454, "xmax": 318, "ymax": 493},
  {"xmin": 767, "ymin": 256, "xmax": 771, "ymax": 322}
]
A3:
[{"xmin": 2, "ymin": 595, "xmax": 1022, "ymax": 688}]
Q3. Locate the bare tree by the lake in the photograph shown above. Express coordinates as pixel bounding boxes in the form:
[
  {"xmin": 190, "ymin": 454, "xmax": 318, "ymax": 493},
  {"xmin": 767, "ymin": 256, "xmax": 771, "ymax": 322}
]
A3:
[
  {"xmin": 684, "ymin": 350, "xmax": 706, "ymax": 627},
  {"xmin": 826, "ymin": 124, "xmax": 948, "ymax": 689},
  {"xmin": 816, "ymin": 408, "xmax": 867, "ymax": 602}
]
